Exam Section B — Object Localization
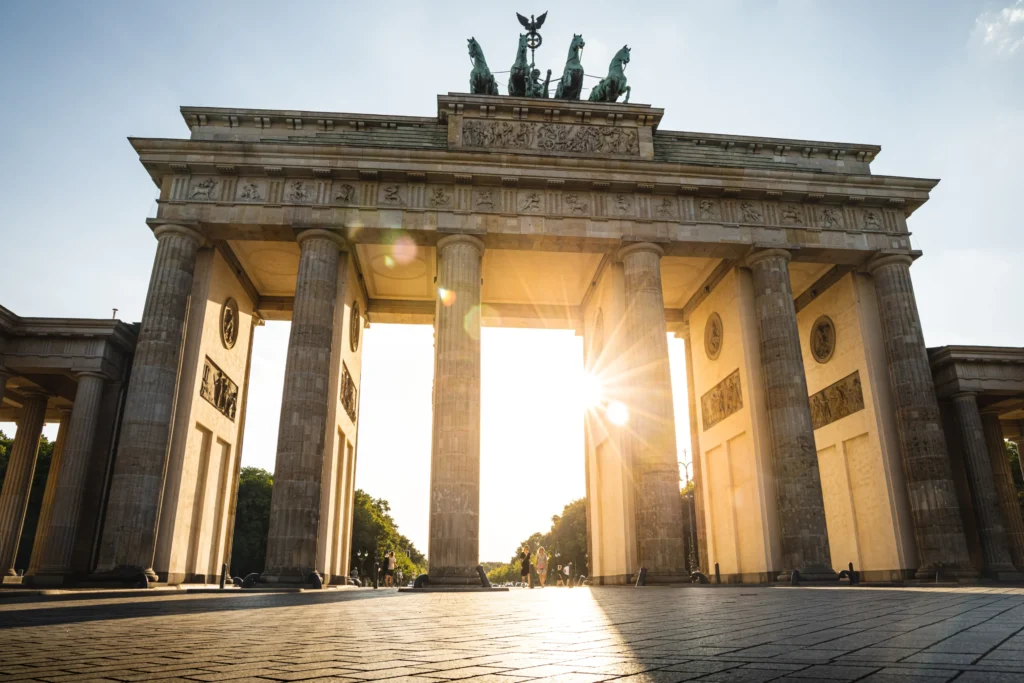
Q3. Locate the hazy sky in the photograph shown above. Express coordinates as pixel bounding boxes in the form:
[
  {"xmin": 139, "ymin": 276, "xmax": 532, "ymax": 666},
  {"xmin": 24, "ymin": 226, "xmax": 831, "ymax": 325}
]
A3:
[{"xmin": 1, "ymin": 1, "xmax": 1022, "ymax": 561}]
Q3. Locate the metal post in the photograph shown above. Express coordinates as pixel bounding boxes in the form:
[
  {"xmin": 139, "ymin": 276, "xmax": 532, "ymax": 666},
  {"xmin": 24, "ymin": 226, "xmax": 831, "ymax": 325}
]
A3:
[{"xmin": 219, "ymin": 563, "xmax": 227, "ymax": 589}]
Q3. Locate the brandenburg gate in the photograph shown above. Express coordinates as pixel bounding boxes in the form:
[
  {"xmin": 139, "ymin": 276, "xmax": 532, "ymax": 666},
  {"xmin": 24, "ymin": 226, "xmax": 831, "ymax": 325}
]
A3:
[{"xmin": 3, "ymin": 77, "xmax": 1024, "ymax": 587}]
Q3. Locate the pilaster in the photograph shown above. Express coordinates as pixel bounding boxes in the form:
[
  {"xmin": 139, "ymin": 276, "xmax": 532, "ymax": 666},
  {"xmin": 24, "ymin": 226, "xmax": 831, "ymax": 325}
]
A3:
[
  {"xmin": 617, "ymin": 242, "xmax": 687, "ymax": 581},
  {"xmin": 981, "ymin": 412, "xmax": 1024, "ymax": 572},
  {"xmin": 745, "ymin": 248, "xmax": 835, "ymax": 581},
  {"xmin": 867, "ymin": 254, "xmax": 974, "ymax": 578},
  {"xmin": 428, "ymin": 234, "xmax": 484, "ymax": 585},
  {"xmin": 0, "ymin": 392, "xmax": 48, "ymax": 578},
  {"xmin": 95, "ymin": 223, "xmax": 203, "ymax": 582},
  {"xmin": 29, "ymin": 373, "xmax": 107, "ymax": 583},
  {"xmin": 262, "ymin": 229, "xmax": 345, "ymax": 583}
]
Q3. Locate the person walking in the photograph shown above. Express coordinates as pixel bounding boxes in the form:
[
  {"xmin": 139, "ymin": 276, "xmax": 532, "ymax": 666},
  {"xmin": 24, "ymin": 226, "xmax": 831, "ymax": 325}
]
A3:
[
  {"xmin": 563, "ymin": 561, "xmax": 572, "ymax": 588},
  {"xmin": 519, "ymin": 546, "xmax": 532, "ymax": 588},
  {"xmin": 396, "ymin": 567, "xmax": 404, "ymax": 587},
  {"xmin": 535, "ymin": 547, "xmax": 548, "ymax": 587},
  {"xmin": 385, "ymin": 551, "xmax": 397, "ymax": 587}
]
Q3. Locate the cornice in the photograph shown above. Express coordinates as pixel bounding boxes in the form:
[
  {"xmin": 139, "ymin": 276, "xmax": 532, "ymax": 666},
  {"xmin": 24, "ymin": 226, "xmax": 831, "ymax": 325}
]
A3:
[
  {"xmin": 130, "ymin": 137, "xmax": 938, "ymax": 211},
  {"xmin": 928, "ymin": 345, "xmax": 1024, "ymax": 367}
]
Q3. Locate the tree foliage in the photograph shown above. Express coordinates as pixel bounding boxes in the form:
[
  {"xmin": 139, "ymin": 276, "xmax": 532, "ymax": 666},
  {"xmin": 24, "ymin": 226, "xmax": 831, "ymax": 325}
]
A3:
[
  {"xmin": 229, "ymin": 466, "xmax": 273, "ymax": 577},
  {"xmin": 349, "ymin": 488, "xmax": 426, "ymax": 582},
  {"xmin": 486, "ymin": 498, "xmax": 588, "ymax": 585},
  {"xmin": 0, "ymin": 430, "xmax": 55, "ymax": 572}
]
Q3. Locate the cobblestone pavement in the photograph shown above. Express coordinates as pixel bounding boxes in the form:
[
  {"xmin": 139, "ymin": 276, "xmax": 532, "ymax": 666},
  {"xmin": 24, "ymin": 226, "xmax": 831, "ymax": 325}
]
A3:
[{"xmin": 2, "ymin": 586, "xmax": 1024, "ymax": 682}]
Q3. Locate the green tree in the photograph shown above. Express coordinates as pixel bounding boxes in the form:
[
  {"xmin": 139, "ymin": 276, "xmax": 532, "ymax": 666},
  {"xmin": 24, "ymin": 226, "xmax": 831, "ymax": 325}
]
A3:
[
  {"xmin": 0, "ymin": 429, "xmax": 55, "ymax": 572},
  {"xmin": 229, "ymin": 466, "xmax": 273, "ymax": 577},
  {"xmin": 349, "ymin": 489, "xmax": 426, "ymax": 582},
  {"xmin": 487, "ymin": 498, "xmax": 589, "ymax": 585}
]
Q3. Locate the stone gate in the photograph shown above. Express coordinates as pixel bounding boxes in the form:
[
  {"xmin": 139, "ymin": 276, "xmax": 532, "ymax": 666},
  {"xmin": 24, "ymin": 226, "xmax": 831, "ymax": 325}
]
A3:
[{"xmin": 2, "ymin": 92, "xmax": 1024, "ymax": 587}]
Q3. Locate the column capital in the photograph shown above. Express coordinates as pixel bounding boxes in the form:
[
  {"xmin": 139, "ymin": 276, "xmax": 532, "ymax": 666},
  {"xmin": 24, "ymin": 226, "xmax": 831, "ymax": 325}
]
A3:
[
  {"xmin": 436, "ymin": 234, "xmax": 484, "ymax": 255},
  {"xmin": 744, "ymin": 247, "xmax": 792, "ymax": 268},
  {"xmin": 296, "ymin": 228, "xmax": 346, "ymax": 250},
  {"xmin": 866, "ymin": 252, "xmax": 914, "ymax": 275},
  {"xmin": 951, "ymin": 391, "xmax": 980, "ymax": 402},
  {"xmin": 616, "ymin": 241, "xmax": 664, "ymax": 261},
  {"xmin": 152, "ymin": 223, "xmax": 204, "ymax": 247},
  {"xmin": 75, "ymin": 371, "xmax": 106, "ymax": 382}
]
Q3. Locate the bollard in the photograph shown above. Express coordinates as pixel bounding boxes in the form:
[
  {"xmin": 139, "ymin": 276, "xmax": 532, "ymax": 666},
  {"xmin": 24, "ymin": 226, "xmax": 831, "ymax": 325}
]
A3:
[
  {"xmin": 635, "ymin": 567, "xmax": 648, "ymax": 587},
  {"xmin": 790, "ymin": 569, "xmax": 800, "ymax": 586},
  {"xmin": 219, "ymin": 563, "xmax": 227, "ymax": 589},
  {"xmin": 714, "ymin": 562, "xmax": 720, "ymax": 585}
]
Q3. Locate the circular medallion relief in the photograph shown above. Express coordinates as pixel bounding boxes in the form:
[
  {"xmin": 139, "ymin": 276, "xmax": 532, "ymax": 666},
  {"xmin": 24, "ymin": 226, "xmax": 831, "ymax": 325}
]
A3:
[
  {"xmin": 350, "ymin": 301, "xmax": 361, "ymax": 352},
  {"xmin": 220, "ymin": 298, "xmax": 239, "ymax": 350},
  {"xmin": 811, "ymin": 315, "xmax": 836, "ymax": 364},
  {"xmin": 704, "ymin": 312, "xmax": 723, "ymax": 360}
]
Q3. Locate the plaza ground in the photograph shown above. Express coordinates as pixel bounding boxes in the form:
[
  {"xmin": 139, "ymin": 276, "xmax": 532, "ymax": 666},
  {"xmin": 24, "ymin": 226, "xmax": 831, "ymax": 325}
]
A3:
[{"xmin": 2, "ymin": 586, "xmax": 1024, "ymax": 682}]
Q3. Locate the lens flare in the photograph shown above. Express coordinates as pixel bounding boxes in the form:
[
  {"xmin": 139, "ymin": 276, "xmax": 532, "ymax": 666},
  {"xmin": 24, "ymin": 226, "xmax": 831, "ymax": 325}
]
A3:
[
  {"xmin": 438, "ymin": 287, "xmax": 456, "ymax": 306},
  {"xmin": 392, "ymin": 235, "xmax": 417, "ymax": 265},
  {"xmin": 606, "ymin": 401, "xmax": 630, "ymax": 426},
  {"xmin": 576, "ymin": 372, "xmax": 605, "ymax": 410}
]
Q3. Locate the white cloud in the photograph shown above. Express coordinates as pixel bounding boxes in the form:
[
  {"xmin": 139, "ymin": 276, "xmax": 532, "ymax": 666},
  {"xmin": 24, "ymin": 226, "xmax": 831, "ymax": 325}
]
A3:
[{"xmin": 974, "ymin": 1, "xmax": 1024, "ymax": 55}]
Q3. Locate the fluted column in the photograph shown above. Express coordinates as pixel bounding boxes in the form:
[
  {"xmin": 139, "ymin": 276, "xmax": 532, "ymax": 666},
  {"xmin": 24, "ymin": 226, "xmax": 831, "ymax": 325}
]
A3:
[
  {"xmin": 618, "ymin": 243, "xmax": 687, "ymax": 581},
  {"xmin": 867, "ymin": 254, "xmax": 973, "ymax": 578},
  {"xmin": 950, "ymin": 393, "xmax": 1018, "ymax": 578},
  {"xmin": 263, "ymin": 229, "xmax": 344, "ymax": 583},
  {"xmin": 29, "ymin": 373, "xmax": 106, "ymax": 583},
  {"xmin": 681, "ymin": 323, "xmax": 708, "ymax": 572},
  {"xmin": 745, "ymin": 249, "xmax": 834, "ymax": 581},
  {"xmin": 981, "ymin": 412, "xmax": 1024, "ymax": 572},
  {"xmin": 0, "ymin": 392, "xmax": 48, "ymax": 577},
  {"xmin": 95, "ymin": 224, "xmax": 202, "ymax": 581},
  {"xmin": 27, "ymin": 407, "xmax": 71, "ymax": 576},
  {"xmin": 428, "ymin": 234, "xmax": 484, "ymax": 585}
]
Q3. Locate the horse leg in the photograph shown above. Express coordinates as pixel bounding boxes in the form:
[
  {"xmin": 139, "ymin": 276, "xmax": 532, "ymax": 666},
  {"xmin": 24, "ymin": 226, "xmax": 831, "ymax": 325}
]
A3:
[{"xmin": 623, "ymin": 85, "xmax": 631, "ymax": 104}]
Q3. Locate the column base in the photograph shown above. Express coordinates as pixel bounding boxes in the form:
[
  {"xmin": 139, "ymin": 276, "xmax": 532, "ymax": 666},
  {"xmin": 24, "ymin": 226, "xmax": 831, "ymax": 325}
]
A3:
[
  {"xmin": 259, "ymin": 569, "xmax": 321, "ymax": 586},
  {"xmin": 982, "ymin": 567, "xmax": 1024, "ymax": 582},
  {"xmin": 24, "ymin": 573, "xmax": 69, "ymax": 587},
  {"xmin": 428, "ymin": 568, "xmax": 484, "ymax": 586},
  {"xmin": 914, "ymin": 566, "xmax": 979, "ymax": 581},
  {"xmin": 777, "ymin": 566, "xmax": 839, "ymax": 583},
  {"xmin": 89, "ymin": 566, "xmax": 160, "ymax": 587},
  {"xmin": 1, "ymin": 575, "xmax": 23, "ymax": 585}
]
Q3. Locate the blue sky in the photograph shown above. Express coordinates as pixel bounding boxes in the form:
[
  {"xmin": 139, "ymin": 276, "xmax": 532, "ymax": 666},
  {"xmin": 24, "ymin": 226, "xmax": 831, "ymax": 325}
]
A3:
[{"xmin": 1, "ymin": 1, "xmax": 1022, "ymax": 560}]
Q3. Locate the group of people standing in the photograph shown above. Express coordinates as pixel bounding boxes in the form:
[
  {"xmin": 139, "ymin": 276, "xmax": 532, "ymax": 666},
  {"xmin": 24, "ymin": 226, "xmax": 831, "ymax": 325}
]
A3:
[{"xmin": 518, "ymin": 545, "xmax": 575, "ymax": 588}]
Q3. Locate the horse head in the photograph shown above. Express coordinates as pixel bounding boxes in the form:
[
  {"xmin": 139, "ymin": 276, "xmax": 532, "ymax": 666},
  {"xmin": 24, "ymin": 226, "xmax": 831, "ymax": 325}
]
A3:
[
  {"xmin": 517, "ymin": 33, "xmax": 529, "ymax": 59},
  {"xmin": 468, "ymin": 37, "xmax": 483, "ymax": 64},
  {"xmin": 612, "ymin": 45, "xmax": 631, "ymax": 69},
  {"xmin": 568, "ymin": 33, "xmax": 585, "ymax": 61}
]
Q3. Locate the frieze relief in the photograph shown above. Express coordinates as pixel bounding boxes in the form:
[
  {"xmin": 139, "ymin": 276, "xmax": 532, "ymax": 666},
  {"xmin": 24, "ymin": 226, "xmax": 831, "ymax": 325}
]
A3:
[
  {"xmin": 461, "ymin": 119, "xmax": 640, "ymax": 156},
  {"xmin": 809, "ymin": 370, "xmax": 865, "ymax": 430},
  {"xmin": 200, "ymin": 356, "xmax": 238, "ymax": 421},
  {"xmin": 701, "ymin": 369, "xmax": 742, "ymax": 431},
  {"xmin": 170, "ymin": 175, "xmax": 908, "ymax": 234},
  {"xmin": 341, "ymin": 361, "xmax": 358, "ymax": 423}
]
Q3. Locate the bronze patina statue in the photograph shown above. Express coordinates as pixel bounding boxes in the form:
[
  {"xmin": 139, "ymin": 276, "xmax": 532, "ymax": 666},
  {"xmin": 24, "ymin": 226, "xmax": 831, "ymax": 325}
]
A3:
[
  {"xmin": 508, "ymin": 34, "xmax": 531, "ymax": 97},
  {"xmin": 555, "ymin": 34, "xmax": 585, "ymax": 100},
  {"xmin": 588, "ymin": 45, "xmax": 631, "ymax": 103},
  {"xmin": 528, "ymin": 67, "xmax": 552, "ymax": 98},
  {"xmin": 467, "ymin": 37, "xmax": 499, "ymax": 95}
]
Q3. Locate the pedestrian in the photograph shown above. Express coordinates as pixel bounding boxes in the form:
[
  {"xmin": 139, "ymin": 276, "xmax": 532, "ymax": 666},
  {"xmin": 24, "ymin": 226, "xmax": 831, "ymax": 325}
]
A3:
[
  {"xmin": 555, "ymin": 564, "xmax": 565, "ymax": 587},
  {"xmin": 396, "ymin": 567, "xmax": 404, "ymax": 587},
  {"xmin": 519, "ymin": 545, "xmax": 532, "ymax": 588},
  {"xmin": 563, "ymin": 561, "xmax": 572, "ymax": 588},
  {"xmin": 385, "ymin": 551, "xmax": 397, "ymax": 587},
  {"xmin": 536, "ymin": 546, "xmax": 548, "ymax": 587},
  {"xmin": 349, "ymin": 565, "xmax": 359, "ymax": 586}
]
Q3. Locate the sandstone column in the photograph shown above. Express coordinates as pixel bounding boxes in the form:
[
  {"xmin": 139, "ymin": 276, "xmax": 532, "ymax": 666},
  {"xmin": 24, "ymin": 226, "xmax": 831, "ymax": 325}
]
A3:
[
  {"xmin": 618, "ymin": 242, "xmax": 687, "ymax": 581},
  {"xmin": 27, "ymin": 407, "xmax": 71, "ymax": 577},
  {"xmin": 0, "ymin": 369, "xmax": 10, "ymax": 407},
  {"xmin": 0, "ymin": 392, "xmax": 48, "ymax": 577},
  {"xmin": 950, "ymin": 393, "xmax": 1018, "ymax": 578},
  {"xmin": 681, "ymin": 323, "xmax": 708, "ymax": 572},
  {"xmin": 867, "ymin": 254, "xmax": 973, "ymax": 578},
  {"xmin": 95, "ymin": 224, "xmax": 202, "ymax": 581},
  {"xmin": 981, "ymin": 412, "xmax": 1024, "ymax": 572},
  {"xmin": 262, "ymin": 229, "xmax": 344, "ymax": 583},
  {"xmin": 28, "ymin": 373, "xmax": 106, "ymax": 583},
  {"xmin": 745, "ymin": 249, "xmax": 834, "ymax": 581},
  {"xmin": 428, "ymin": 234, "xmax": 484, "ymax": 585}
]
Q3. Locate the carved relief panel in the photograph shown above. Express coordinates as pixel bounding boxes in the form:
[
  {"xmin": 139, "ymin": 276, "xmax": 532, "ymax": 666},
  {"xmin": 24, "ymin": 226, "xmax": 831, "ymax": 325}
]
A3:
[
  {"xmin": 341, "ymin": 361, "xmax": 358, "ymax": 422},
  {"xmin": 809, "ymin": 370, "xmax": 864, "ymax": 430},
  {"xmin": 200, "ymin": 357, "xmax": 238, "ymax": 421},
  {"xmin": 701, "ymin": 369, "xmax": 742, "ymax": 431},
  {"xmin": 460, "ymin": 119, "xmax": 640, "ymax": 157}
]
